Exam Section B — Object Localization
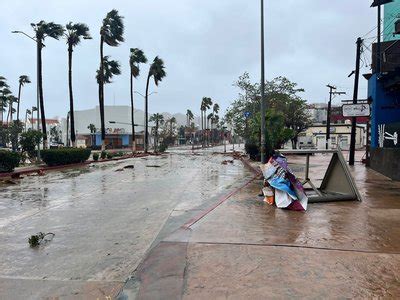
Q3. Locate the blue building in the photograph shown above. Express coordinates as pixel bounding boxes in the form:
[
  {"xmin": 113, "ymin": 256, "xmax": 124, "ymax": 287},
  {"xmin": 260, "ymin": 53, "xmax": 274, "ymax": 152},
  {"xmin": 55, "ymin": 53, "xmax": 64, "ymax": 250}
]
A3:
[{"xmin": 368, "ymin": 1, "xmax": 400, "ymax": 180}]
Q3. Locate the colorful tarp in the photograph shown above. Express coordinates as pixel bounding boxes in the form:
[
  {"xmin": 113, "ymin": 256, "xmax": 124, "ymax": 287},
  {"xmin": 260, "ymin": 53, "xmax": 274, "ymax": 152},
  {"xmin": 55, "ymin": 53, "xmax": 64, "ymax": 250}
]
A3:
[{"xmin": 260, "ymin": 154, "xmax": 308, "ymax": 211}]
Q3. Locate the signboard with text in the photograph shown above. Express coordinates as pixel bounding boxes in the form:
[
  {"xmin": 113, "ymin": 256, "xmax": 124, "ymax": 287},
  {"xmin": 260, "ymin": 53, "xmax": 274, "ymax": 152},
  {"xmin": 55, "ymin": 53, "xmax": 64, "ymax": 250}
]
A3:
[{"xmin": 342, "ymin": 103, "xmax": 371, "ymax": 117}]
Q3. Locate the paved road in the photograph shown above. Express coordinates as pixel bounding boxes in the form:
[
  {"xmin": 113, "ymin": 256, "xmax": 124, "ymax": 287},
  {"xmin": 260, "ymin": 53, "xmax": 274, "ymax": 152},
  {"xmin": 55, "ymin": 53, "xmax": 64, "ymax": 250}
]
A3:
[{"xmin": 0, "ymin": 147, "xmax": 251, "ymax": 299}]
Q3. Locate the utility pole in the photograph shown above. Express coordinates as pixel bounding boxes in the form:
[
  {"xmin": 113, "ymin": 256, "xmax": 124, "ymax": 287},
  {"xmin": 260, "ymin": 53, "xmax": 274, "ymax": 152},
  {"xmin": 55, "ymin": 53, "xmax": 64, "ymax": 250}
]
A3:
[
  {"xmin": 260, "ymin": 0, "xmax": 267, "ymax": 164},
  {"xmin": 326, "ymin": 85, "xmax": 346, "ymax": 150},
  {"xmin": 349, "ymin": 38, "xmax": 363, "ymax": 165}
]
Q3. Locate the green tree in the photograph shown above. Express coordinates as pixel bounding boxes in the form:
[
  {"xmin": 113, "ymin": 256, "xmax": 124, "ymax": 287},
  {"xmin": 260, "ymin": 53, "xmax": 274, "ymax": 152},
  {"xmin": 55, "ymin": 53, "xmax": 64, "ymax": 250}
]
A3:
[
  {"xmin": 99, "ymin": 9, "xmax": 124, "ymax": 150},
  {"xmin": 31, "ymin": 21, "xmax": 64, "ymax": 148},
  {"xmin": 226, "ymin": 73, "xmax": 311, "ymax": 157},
  {"xmin": 186, "ymin": 109, "xmax": 194, "ymax": 127},
  {"xmin": 144, "ymin": 57, "xmax": 166, "ymax": 152},
  {"xmin": 149, "ymin": 113, "xmax": 164, "ymax": 152},
  {"xmin": 200, "ymin": 97, "xmax": 212, "ymax": 146},
  {"xmin": 20, "ymin": 130, "xmax": 43, "ymax": 160},
  {"xmin": 129, "ymin": 48, "xmax": 147, "ymax": 152},
  {"xmin": 6, "ymin": 95, "xmax": 18, "ymax": 124},
  {"xmin": 16, "ymin": 75, "xmax": 31, "ymax": 122},
  {"xmin": 64, "ymin": 22, "xmax": 91, "ymax": 147}
]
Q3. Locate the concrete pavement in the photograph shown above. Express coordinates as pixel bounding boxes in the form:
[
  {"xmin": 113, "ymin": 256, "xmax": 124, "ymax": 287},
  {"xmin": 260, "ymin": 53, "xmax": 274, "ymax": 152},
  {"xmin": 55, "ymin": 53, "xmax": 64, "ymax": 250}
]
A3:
[{"xmin": 126, "ymin": 151, "xmax": 400, "ymax": 299}]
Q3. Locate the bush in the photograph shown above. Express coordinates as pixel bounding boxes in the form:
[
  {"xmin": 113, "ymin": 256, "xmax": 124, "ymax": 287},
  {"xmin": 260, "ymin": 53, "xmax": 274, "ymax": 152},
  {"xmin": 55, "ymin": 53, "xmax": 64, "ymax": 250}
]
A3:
[
  {"xmin": 0, "ymin": 150, "xmax": 20, "ymax": 173},
  {"xmin": 41, "ymin": 148, "xmax": 91, "ymax": 166},
  {"xmin": 245, "ymin": 143, "xmax": 260, "ymax": 161},
  {"xmin": 20, "ymin": 130, "xmax": 43, "ymax": 159},
  {"xmin": 158, "ymin": 143, "xmax": 168, "ymax": 153},
  {"xmin": 106, "ymin": 152, "xmax": 113, "ymax": 159},
  {"xmin": 93, "ymin": 153, "xmax": 99, "ymax": 161},
  {"xmin": 100, "ymin": 151, "xmax": 107, "ymax": 159}
]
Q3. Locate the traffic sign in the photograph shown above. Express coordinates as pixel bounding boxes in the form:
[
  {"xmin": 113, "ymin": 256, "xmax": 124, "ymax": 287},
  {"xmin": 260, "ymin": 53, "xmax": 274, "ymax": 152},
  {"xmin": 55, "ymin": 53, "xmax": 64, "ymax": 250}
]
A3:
[
  {"xmin": 342, "ymin": 103, "xmax": 371, "ymax": 117},
  {"xmin": 244, "ymin": 111, "xmax": 251, "ymax": 118}
]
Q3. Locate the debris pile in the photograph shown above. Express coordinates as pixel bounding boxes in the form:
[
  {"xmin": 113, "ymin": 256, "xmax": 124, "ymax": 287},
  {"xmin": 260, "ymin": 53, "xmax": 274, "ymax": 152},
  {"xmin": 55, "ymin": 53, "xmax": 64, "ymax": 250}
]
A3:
[{"xmin": 260, "ymin": 154, "xmax": 308, "ymax": 211}]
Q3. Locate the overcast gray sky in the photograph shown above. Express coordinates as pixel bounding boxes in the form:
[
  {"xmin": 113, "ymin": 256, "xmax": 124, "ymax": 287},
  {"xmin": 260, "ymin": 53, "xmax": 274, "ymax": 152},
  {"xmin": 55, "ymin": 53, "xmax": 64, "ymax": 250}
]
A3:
[{"xmin": 1, "ymin": 0, "xmax": 376, "ymax": 119}]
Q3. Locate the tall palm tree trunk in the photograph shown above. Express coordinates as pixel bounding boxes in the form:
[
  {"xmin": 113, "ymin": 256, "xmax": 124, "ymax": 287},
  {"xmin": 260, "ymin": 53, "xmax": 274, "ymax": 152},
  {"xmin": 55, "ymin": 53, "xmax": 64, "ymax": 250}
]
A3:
[
  {"xmin": 130, "ymin": 73, "xmax": 136, "ymax": 153},
  {"xmin": 144, "ymin": 72, "xmax": 151, "ymax": 153},
  {"xmin": 99, "ymin": 38, "xmax": 106, "ymax": 151},
  {"xmin": 16, "ymin": 82, "xmax": 22, "ymax": 121},
  {"xmin": 68, "ymin": 43, "xmax": 76, "ymax": 147},
  {"xmin": 38, "ymin": 42, "xmax": 47, "ymax": 148}
]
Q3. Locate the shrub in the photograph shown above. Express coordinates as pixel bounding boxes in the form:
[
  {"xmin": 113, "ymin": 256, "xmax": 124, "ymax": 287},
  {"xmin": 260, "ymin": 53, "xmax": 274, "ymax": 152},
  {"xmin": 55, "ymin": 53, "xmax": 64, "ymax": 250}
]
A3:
[
  {"xmin": 245, "ymin": 143, "xmax": 260, "ymax": 161},
  {"xmin": 41, "ymin": 148, "xmax": 91, "ymax": 166},
  {"xmin": 0, "ymin": 150, "xmax": 20, "ymax": 173},
  {"xmin": 93, "ymin": 153, "xmax": 99, "ymax": 161},
  {"xmin": 158, "ymin": 142, "xmax": 168, "ymax": 153},
  {"xmin": 117, "ymin": 151, "xmax": 124, "ymax": 157},
  {"xmin": 100, "ymin": 151, "xmax": 107, "ymax": 159},
  {"xmin": 106, "ymin": 152, "xmax": 113, "ymax": 159},
  {"xmin": 20, "ymin": 130, "xmax": 43, "ymax": 159}
]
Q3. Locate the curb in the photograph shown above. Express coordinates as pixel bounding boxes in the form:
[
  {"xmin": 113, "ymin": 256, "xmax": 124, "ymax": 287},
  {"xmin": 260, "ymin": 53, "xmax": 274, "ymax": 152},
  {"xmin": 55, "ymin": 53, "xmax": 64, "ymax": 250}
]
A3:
[{"xmin": 0, "ymin": 153, "xmax": 150, "ymax": 179}]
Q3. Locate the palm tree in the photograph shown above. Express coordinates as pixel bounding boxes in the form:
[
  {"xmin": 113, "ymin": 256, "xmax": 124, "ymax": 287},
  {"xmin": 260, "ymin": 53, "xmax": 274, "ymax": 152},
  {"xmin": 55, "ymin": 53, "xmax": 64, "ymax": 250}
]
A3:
[
  {"xmin": 64, "ymin": 22, "xmax": 91, "ymax": 147},
  {"xmin": 87, "ymin": 123, "xmax": 97, "ymax": 147},
  {"xmin": 201, "ymin": 97, "xmax": 212, "ymax": 146},
  {"xmin": 25, "ymin": 109, "xmax": 31, "ymax": 132},
  {"xmin": 6, "ymin": 95, "xmax": 18, "ymax": 124},
  {"xmin": 31, "ymin": 21, "xmax": 64, "ymax": 148},
  {"xmin": 129, "ymin": 48, "xmax": 147, "ymax": 152},
  {"xmin": 96, "ymin": 56, "xmax": 121, "ymax": 118},
  {"xmin": 144, "ymin": 57, "xmax": 166, "ymax": 152},
  {"xmin": 99, "ymin": 9, "xmax": 124, "ymax": 150},
  {"xmin": 186, "ymin": 109, "xmax": 194, "ymax": 127},
  {"xmin": 16, "ymin": 75, "xmax": 31, "ymax": 122},
  {"xmin": 31, "ymin": 106, "xmax": 37, "ymax": 130},
  {"xmin": 0, "ymin": 77, "xmax": 10, "ymax": 124},
  {"xmin": 168, "ymin": 117, "xmax": 176, "ymax": 135},
  {"xmin": 149, "ymin": 113, "xmax": 164, "ymax": 152}
]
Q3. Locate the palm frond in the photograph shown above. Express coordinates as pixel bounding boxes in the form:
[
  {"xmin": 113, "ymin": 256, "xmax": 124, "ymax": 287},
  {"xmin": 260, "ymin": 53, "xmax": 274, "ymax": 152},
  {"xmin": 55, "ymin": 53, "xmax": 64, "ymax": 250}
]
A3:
[
  {"xmin": 66, "ymin": 22, "xmax": 91, "ymax": 47},
  {"xmin": 19, "ymin": 75, "xmax": 31, "ymax": 86},
  {"xmin": 149, "ymin": 56, "xmax": 166, "ymax": 86},
  {"xmin": 129, "ymin": 48, "xmax": 147, "ymax": 78},
  {"xmin": 33, "ymin": 21, "xmax": 64, "ymax": 40},
  {"xmin": 101, "ymin": 9, "xmax": 124, "ymax": 47},
  {"xmin": 96, "ymin": 56, "xmax": 121, "ymax": 84}
]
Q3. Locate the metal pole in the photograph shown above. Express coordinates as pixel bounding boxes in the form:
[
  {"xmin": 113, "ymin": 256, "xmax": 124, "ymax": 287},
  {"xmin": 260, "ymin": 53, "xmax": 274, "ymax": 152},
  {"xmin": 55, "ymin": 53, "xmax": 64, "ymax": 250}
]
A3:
[
  {"xmin": 349, "ymin": 38, "xmax": 363, "ymax": 166},
  {"xmin": 326, "ymin": 86, "xmax": 334, "ymax": 150},
  {"xmin": 36, "ymin": 40, "xmax": 41, "ymax": 160},
  {"xmin": 260, "ymin": 0, "xmax": 267, "ymax": 164},
  {"xmin": 377, "ymin": 3, "xmax": 382, "ymax": 74}
]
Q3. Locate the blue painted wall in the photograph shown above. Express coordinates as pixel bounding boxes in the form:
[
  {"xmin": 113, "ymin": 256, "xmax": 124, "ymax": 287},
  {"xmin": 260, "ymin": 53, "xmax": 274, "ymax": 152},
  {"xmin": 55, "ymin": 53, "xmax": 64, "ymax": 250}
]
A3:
[
  {"xmin": 122, "ymin": 135, "xmax": 130, "ymax": 146},
  {"xmin": 369, "ymin": 74, "xmax": 400, "ymax": 147},
  {"xmin": 95, "ymin": 134, "xmax": 102, "ymax": 146}
]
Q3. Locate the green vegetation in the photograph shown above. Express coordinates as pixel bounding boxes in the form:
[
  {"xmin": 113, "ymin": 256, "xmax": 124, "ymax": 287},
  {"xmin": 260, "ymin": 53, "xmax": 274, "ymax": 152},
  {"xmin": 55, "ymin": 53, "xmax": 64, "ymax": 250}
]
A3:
[
  {"xmin": 225, "ymin": 73, "xmax": 312, "ymax": 160},
  {"xmin": 145, "ymin": 57, "xmax": 166, "ymax": 152},
  {"xmin": 0, "ymin": 150, "xmax": 20, "ymax": 173},
  {"xmin": 41, "ymin": 148, "xmax": 91, "ymax": 166},
  {"xmin": 19, "ymin": 130, "xmax": 43, "ymax": 160},
  {"xmin": 93, "ymin": 153, "xmax": 99, "ymax": 161}
]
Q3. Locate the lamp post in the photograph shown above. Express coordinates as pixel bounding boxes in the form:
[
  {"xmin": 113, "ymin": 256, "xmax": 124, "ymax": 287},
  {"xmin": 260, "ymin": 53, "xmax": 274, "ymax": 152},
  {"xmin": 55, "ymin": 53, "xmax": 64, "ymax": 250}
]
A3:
[
  {"xmin": 12, "ymin": 30, "xmax": 43, "ymax": 160},
  {"xmin": 260, "ymin": 0, "xmax": 267, "ymax": 164}
]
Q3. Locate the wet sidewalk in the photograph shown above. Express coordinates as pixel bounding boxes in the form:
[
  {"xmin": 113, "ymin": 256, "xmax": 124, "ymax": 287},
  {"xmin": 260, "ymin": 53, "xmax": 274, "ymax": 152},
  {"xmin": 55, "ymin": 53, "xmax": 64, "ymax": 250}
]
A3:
[{"xmin": 128, "ymin": 152, "xmax": 400, "ymax": 299}]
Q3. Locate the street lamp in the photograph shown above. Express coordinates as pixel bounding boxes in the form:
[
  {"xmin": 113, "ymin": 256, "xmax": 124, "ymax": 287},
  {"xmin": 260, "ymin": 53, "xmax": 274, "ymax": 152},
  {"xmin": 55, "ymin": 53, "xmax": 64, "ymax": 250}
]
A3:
[
  {"xmin": 109, "ymin": 121, "xmax": 143, "ymax": 127},
  {"xmin": 12, "ymin": 30, "xmax": 43, "ymax": 160}
]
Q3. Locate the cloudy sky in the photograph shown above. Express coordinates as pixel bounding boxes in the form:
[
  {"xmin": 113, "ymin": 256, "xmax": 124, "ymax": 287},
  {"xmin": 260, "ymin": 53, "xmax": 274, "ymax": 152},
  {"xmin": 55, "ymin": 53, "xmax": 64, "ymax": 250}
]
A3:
[{"xmin": 1, "ymin": 0, "xmax": 377, "ymax": 119}]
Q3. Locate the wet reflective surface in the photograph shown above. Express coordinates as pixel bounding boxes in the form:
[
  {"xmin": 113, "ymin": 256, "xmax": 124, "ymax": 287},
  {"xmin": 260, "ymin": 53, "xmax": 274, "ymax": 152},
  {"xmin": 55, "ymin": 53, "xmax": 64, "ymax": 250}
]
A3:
[{"xmin": 0, "ymin": 146, "xmax": 252, "ymax": 299}]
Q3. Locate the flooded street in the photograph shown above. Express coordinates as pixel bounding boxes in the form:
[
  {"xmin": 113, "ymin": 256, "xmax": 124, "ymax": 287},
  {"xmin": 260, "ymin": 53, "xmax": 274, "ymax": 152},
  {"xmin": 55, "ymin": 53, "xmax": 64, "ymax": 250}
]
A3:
[{"xmin": 0, "ymin": 147, "xmax": 252, "ymax": 298}]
